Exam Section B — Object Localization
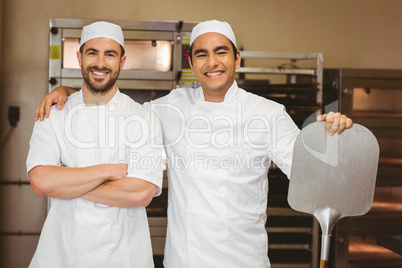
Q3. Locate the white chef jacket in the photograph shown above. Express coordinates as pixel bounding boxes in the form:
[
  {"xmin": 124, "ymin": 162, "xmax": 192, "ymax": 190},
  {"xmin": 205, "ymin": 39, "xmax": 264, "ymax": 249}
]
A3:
[
  {"xmin": 26, "ymin": 89, "xmax": 163, "ymax": 268},
  {"xmin": 149, "ymin": 81, "xmax": 300, "ymax": 268}
]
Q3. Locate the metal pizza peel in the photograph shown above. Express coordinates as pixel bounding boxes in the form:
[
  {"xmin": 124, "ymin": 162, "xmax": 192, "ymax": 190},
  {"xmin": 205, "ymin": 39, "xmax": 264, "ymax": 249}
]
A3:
[{"xmin": 288, "ymin": 122, "xmax": 379, "ymax": 268}]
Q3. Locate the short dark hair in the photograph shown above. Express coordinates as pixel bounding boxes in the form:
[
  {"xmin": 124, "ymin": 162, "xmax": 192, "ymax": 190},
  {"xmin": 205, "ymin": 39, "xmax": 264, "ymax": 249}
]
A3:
[{"xmin": 189, "ymin": 41, "xmax": 237, "ymax": 65}]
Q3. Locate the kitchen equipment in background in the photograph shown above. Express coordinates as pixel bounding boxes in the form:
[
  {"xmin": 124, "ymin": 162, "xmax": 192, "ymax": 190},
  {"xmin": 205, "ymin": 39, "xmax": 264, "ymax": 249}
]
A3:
[
  {"xmin": 63, "ymin": 39, "xmax": 173, "ymax": 71},
  {"xmin": 237, "ymin": 51, "xmax": 323, "ymax": 127},
  {"xmin": 48, "ymin": 18, "xmax": 198, "ymax": 103},
  {"xmin": 288, "ymin": 122, "xmax": 379, "ymax": 267},
  {"xmin": 324, "ymin": 68, "xmax": 402, "ymax": 267}
]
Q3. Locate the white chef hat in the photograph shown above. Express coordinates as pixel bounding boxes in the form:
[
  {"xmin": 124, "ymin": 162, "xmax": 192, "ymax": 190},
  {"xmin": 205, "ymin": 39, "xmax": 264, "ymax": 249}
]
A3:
[
  {"xmin": 190, "ymin": 20, "xmax": 237, "ymax": 48},
  {"xmin": 80, "ymin": 21, "xmax": 125, "ymax": 49}
]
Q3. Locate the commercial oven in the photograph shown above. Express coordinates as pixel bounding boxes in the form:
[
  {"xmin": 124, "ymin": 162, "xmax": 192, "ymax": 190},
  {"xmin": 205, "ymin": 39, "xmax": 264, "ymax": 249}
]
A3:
[
  {"xmin": 323, "ymin": 68, "xmax": 402, "ymax": 267},
  {"xmin": 48, "ymin": 18, "xmax": 198, "ymax": 102}
]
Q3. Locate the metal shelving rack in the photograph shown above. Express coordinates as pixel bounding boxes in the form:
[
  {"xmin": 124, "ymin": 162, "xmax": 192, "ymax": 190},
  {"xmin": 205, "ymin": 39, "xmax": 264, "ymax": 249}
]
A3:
[
  {"xmin": 237, "ymin": 51, "xmax": 323, "ymax": 107},
  {"xmin": 237, "ymin": 51, "xmax": 323, "ymax": 268},
  {"xmin": 323, "ymin": 68, "xmax": 402, "ymax": 268}
]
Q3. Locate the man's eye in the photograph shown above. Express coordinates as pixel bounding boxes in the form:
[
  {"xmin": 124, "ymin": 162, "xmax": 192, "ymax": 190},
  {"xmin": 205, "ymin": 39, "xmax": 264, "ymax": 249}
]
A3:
[
  {"xmin": 217, "ymin": 51, "xmax": 228, "ymax": 55},
  {"xmin": 196, "ymin": 54, "xmax": 207, "ymax": 58}
]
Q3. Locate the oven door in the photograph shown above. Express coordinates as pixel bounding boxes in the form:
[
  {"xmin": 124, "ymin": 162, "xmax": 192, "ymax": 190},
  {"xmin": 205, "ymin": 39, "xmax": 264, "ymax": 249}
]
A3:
[{"xmin": 49, "ymin": 18, "xmax": 188, "ymax": 92}]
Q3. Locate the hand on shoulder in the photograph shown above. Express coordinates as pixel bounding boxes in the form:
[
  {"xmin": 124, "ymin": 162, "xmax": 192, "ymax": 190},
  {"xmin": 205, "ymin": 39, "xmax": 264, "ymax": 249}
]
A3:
[{"xmin": 35, "ymin": 86, "xmax": 74, "ymax": 121}]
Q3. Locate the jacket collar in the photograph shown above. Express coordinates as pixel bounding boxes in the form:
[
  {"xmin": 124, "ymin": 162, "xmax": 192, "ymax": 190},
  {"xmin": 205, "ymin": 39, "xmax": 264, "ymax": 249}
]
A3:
[
  {"xmin": 198, "ymin": 81, "xmax": 239, "ymax": 103},
  {"xmin": 77, "ymin": 88, "xmax": 123, "ymax": 108}
]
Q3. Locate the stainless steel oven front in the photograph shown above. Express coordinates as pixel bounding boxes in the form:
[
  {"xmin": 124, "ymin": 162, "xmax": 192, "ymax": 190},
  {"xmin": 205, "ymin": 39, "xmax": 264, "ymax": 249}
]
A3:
[{"xmin": 48, "ymin": 18, "xmax": 198, "ymax": 103}]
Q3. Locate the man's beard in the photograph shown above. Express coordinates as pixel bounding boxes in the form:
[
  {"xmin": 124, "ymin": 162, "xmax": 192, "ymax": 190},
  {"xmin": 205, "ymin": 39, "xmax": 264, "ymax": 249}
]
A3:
[{"xmin": 82, "ymin": 67, "xmax": 120, "ymax": 95}]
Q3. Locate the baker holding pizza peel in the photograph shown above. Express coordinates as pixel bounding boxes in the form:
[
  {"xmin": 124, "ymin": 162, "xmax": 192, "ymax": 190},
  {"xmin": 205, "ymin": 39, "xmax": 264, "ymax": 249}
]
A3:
[{"xmin": 288, "ymin": 121, "xmax": 379, "ymax": 267}]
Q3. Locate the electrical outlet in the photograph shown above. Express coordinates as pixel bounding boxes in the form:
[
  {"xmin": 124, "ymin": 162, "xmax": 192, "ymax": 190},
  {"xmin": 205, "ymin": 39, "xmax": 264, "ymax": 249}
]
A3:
[{"xmin": 8, "ymin": 106, "xmax": 20, "ymax": 127}]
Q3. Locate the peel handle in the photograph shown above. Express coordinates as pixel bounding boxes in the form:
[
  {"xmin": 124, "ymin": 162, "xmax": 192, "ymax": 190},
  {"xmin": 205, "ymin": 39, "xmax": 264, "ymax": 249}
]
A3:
[
  {"xmin": 320, "ymin": 259, "xmax": 328, "ymax": 268},
  {"xmin": 320, "ymin": 234, "xmax": 331, "ymax": 268}
]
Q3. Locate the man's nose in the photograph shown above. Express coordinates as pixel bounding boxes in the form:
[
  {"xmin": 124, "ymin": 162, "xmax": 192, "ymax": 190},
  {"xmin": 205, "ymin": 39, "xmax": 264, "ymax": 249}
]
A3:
[
  {"xmin": 207, "ymin": 54, "xmax": 218, "ymax": 67},
  {"xmin": 95, "ymin": 55, "xmax": 106, "ymax": 68}
]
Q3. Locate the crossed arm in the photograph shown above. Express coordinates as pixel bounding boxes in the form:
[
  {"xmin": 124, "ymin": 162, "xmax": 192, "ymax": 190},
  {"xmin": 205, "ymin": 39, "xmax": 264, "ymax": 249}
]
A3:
[{"xmin": 29, "ymin": 163, "xmax": 157, "ymax": 208}]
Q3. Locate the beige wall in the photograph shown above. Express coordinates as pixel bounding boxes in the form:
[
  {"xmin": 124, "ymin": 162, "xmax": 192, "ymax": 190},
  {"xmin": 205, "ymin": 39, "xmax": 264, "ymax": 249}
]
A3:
[
  {"xmin": 1, "ymin": 0, "xmax": 401, "ymax": 266},
  {"xmin": 0, "ymin": 0, "xmax": 3, "ymax": 264}
]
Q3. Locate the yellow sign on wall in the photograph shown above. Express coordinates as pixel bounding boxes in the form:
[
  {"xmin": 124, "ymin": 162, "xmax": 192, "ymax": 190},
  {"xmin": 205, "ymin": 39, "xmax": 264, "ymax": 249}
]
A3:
[{"xmin": 50, "ymin": 45, "xmax": 61, "ymax": 60}]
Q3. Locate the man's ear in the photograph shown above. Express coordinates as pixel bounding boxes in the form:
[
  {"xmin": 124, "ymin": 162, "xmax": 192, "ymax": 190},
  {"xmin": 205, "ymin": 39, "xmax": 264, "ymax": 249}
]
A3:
[
  {"xmin": 235, "ymin": 50, "xmax": 241, "ymax": 69},
  {"xmin": 120, "ymin": 55, "xmax": 127, "ymax": 71},
  {"xmin": 77, "ymin": 51, "xmax": 82, "ymax": 68},
  {"xmin": 188, "ymin": 57, "xmax": 194, "ymax": 73}
]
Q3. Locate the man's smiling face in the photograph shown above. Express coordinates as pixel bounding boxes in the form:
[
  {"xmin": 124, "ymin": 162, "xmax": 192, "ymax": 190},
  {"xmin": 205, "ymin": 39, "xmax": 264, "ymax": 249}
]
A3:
[
  {"xmin": 189, "ymin": 32, "xmax": 240, "ymax": 102},
  {"xmin": 78, "ymin": 37, "xmax": 126, "ymax": 95}
]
